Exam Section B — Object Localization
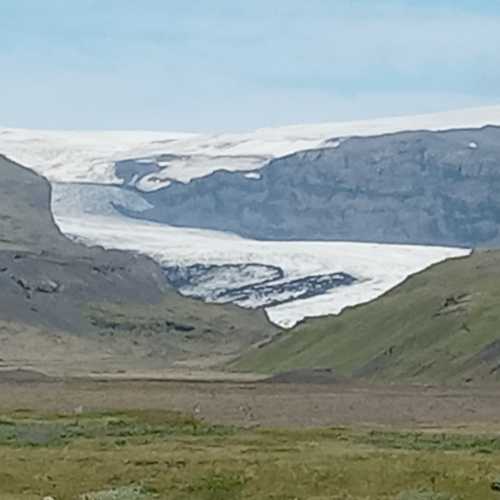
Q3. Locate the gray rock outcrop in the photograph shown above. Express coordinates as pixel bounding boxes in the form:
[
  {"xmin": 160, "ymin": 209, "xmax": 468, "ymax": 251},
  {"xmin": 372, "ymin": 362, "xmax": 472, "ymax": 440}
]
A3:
[{"xmin": 125, "ymin": 126, "xmax": 500, "ymax": 248}]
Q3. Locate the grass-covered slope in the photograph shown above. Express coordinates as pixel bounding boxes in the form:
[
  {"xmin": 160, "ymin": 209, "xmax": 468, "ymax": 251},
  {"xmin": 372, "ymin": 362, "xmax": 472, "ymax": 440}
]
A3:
[{"xmin": 234, "ymin": 250, "xmax": 500, "ymax": 384}]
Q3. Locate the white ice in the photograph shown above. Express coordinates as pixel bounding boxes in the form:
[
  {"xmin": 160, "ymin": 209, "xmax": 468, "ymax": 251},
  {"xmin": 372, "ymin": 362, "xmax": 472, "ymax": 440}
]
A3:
[{"xmin": 244, "ymin": 172, "xmax": 262, "ymax": 180}]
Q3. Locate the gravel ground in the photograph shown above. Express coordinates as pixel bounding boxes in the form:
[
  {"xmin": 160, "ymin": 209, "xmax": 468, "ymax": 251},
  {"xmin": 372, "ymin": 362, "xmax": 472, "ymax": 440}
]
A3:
[{"xmin": 1, "ymin": 372, "xmax": 500, "ymax": 429}]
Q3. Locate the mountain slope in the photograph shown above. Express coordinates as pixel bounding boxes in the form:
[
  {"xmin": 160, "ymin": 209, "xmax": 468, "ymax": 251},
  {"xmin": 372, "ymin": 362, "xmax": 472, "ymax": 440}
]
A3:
[
  {"xmin": 233, "ymin": 250, "xmax": 500, "ymax": 384},
  {"xmin": 0, "ymin": 155, "xmax": 276, "ymax": 375},
  {"xmin": 129, "ymin": 126, "xmax": 500, "ymax": 247}
]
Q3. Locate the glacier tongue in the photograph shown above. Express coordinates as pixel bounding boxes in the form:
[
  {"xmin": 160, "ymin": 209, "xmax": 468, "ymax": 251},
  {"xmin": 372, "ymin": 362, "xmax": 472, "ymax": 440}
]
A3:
[{"xmin": 54, "ymin": 212, "xmax": 469, "ymax": 328}]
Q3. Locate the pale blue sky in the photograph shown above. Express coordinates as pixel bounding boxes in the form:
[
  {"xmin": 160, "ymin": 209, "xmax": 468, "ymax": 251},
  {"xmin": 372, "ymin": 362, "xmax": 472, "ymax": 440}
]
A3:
[{"xmin": 1, "ymin": 0, "xmax": 500, "ymax": 131}]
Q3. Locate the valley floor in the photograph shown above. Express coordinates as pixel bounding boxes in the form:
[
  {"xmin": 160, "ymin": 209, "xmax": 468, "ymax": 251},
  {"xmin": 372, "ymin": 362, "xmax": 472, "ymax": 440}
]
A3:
[
  {"xmin": 2, "ymin": 375, "xmax": 500, "ymax": 499},
  {"xmin": 0, "ymin": 371, "xmax": 500, "ymax": 500},
  {"xmin": 2, "ymin": 374, "xmax": 500, "ymax": 429}
]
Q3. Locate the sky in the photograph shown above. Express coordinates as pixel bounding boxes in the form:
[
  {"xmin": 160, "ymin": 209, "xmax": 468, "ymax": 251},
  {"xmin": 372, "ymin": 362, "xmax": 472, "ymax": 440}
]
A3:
[{"xmin": 1, "ymin": 0, "xmax": 500, "ymax": 131}]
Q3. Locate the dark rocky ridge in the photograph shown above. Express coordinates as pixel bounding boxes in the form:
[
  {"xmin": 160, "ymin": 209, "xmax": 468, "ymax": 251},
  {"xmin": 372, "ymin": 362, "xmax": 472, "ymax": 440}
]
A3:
[
  {"xmin": 0, "ymin": 154, "xmax": 167, "ymax": 333},
  {"xmin": 124, "ymin": 126, "xmax": 500, "ymax": 247}
]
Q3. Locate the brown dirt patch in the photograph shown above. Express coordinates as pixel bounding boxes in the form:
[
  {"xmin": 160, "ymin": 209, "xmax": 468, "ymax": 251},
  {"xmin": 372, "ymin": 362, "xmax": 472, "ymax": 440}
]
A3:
[{"xmin": 1, "ymin": 377, "xmax": 500, "ymax": 430}]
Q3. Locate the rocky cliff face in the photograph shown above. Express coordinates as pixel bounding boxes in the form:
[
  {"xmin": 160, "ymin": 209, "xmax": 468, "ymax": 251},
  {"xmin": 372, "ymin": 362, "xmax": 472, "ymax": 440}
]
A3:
[{"xmin": 126, "ymin": 126, "xmax": 500, "ymax": 247}]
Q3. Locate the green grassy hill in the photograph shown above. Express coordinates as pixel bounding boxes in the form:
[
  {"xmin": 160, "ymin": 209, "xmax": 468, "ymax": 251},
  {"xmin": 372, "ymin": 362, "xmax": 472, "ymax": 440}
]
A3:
[{"xmin": 233, "ymin": 250, "xmax": 500, "ymax": 384}]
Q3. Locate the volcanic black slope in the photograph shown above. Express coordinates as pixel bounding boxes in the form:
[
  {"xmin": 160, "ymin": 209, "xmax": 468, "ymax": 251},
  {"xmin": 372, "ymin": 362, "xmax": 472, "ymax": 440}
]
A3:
[
  {"xmin": 122, "ymin": 126, "xmax": 500, "ymax": 247},
  {"xmin": 0, "ymin": 155, "xmax": 275, "ymax": 375}
]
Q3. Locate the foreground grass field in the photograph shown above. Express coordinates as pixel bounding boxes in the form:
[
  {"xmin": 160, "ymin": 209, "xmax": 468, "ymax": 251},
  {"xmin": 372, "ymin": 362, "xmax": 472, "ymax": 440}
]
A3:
[{"xmin": 2, "ymin": 410, "xmax": 500, "ymax": 500}]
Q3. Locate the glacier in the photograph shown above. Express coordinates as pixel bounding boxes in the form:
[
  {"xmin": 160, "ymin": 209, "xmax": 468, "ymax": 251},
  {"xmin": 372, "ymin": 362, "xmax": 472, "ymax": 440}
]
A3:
[{"xmin": 55, "ymin": 212, "xmax": 468, "ymax": 328}]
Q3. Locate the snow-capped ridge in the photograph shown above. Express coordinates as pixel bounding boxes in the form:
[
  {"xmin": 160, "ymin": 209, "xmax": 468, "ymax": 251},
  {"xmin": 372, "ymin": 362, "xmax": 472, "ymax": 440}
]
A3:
[{"xmin": 2, "ymin": 105, "xmax": 500, "ymax": 185}]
